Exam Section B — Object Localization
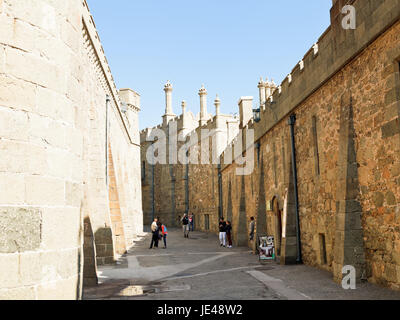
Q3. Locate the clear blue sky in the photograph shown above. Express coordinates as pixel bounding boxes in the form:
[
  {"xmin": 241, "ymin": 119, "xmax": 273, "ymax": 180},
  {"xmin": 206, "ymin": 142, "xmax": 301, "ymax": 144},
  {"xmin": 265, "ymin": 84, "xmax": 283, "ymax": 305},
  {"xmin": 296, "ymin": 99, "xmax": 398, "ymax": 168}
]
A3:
[{"xmin": 87, "ymin": 0, "xmax": 332, "ymax": 130}]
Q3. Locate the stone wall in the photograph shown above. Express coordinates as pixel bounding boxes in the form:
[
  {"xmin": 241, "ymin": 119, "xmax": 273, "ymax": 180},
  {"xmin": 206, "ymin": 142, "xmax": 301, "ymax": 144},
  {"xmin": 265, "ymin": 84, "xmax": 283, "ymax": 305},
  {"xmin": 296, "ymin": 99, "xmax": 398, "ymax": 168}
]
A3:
[
  {"xmin": 220, "ymin": 0, "xmax": 400, "ymax": 289},
  {"xmin": 0, "ymin": 0, "xmax": 143, "ymax": 299}
]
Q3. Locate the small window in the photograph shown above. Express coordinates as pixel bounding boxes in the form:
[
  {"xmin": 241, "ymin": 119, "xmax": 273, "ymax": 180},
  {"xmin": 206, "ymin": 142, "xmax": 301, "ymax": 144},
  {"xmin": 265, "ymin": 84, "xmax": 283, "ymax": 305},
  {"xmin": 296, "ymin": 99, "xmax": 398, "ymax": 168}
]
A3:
[
  {"xmin": 272, "ymin": 142, "xmax": 278, "ymax": 187},
  {"xmin": 142, "ymin": 161, "xmax": 146, "ymax": 181},
  {"xmin": 312, "ymin": 116, "xmax": 320, "ymax": 176}
]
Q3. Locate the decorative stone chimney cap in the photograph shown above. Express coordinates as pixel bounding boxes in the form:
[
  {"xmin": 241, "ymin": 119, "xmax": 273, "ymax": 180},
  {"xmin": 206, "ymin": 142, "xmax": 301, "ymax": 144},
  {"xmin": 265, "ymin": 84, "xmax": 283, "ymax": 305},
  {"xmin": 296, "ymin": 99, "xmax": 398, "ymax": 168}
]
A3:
[
  {"xmin": 258, "ymin": 77, "xmax": 266, "ymax": 88},
  {"xmin": 198, "ymin": 84, "xmax": 207, "ymax": 96},
  {"xmin": 164, "ymin": 80, "xmax": 173, "ymax": 91}
]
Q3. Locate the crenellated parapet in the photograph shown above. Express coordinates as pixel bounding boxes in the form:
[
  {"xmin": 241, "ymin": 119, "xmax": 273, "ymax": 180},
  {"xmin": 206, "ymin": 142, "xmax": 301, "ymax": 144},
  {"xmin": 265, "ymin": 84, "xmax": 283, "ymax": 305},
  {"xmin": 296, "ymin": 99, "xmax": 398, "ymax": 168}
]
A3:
[
  {"xmin": 220, "ymin": 0, "xmax": 400, "ymax": 167},
  {"xmin": 82, "ymin": 0, "xmax": 140, "ymax": 146}
]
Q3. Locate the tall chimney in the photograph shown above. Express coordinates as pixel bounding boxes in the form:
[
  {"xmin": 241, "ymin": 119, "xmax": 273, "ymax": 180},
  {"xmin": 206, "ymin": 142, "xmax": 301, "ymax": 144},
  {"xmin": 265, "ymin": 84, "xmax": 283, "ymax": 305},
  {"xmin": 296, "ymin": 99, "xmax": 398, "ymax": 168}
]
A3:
[
  {"xmin": 214, "ymin": 94, "xmax": 221, "ymax": 116},
  {"xmin": 163, "ymin": 80, "xmax": 175, "ymax": 125},
  {"xmin": 238, "ymin": 96, "xmax": 253, "ymax": 128},
  {"xmin": 199, "ymin": 84, "xmax": 208, "ymax": 126},
  {"xmin": 258, "ymin": 77, "xmax": 266, "ymax": 106}
]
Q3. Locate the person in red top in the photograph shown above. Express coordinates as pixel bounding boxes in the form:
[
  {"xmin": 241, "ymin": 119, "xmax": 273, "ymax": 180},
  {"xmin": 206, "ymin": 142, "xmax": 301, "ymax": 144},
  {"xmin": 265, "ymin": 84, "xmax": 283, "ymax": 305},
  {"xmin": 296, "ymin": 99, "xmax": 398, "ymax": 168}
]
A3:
[{"xmin": 161, "ymin": 223, "xmax": 168, "ymax": 249}]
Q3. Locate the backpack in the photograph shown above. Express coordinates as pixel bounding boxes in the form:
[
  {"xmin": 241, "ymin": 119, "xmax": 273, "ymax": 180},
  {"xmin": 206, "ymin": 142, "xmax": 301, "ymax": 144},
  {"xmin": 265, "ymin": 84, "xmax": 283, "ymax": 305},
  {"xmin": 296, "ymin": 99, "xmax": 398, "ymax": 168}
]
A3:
[{"xmin": 182, "ymin": 217, "xmax": 189, "ymax": 225}]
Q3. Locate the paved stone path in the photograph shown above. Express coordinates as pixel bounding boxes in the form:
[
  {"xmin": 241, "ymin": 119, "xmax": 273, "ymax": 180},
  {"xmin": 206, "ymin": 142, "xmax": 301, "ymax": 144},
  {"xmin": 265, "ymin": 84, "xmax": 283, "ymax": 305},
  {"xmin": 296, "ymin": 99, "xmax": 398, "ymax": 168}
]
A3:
[{"xmin": 83, "ymin": 229, "xmax": 400, "ymax": 300}]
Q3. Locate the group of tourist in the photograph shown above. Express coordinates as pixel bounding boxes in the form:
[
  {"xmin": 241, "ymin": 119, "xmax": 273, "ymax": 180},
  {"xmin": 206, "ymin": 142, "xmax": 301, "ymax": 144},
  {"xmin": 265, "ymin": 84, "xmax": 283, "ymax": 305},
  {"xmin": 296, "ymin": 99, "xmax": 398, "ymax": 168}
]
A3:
[
  {"xmin": 218, "ymin": 217, "xmax": 233, "ymax": 248},
  {"xmin": 149, "ymin": 214, "xmax": 257, "ymax": 250},
  {"xmin": 149, "ymin": 217, "xmax": 168, "ymax": 249}
]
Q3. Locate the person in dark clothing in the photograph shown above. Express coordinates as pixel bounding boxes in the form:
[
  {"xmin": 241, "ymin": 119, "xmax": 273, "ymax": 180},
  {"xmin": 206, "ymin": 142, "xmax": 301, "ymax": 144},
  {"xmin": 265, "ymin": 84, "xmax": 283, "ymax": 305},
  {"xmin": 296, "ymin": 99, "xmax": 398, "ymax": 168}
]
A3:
[
  {"xmin": 226, "ymin": 221, "xmax": 233, "ymax": 248},
  {"xmin": 149, "ymin": 219, "xmax": 160, "ymax": 249},
  {"xmin": 181, "ymin": 213, "xmax": 190, "ymax": 238},
  {"xmin": 219, "ymin": 217, "xmax": 227, "ymax": 247}
]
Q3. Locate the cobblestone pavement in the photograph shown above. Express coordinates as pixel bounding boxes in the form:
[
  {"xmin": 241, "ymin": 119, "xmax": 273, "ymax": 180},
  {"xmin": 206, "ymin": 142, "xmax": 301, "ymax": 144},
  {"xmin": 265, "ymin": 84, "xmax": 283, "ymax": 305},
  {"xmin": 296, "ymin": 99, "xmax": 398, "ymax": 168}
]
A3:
[{"xmin": 83, "ymin": 229, "xmax": 400, "ymax": 300}]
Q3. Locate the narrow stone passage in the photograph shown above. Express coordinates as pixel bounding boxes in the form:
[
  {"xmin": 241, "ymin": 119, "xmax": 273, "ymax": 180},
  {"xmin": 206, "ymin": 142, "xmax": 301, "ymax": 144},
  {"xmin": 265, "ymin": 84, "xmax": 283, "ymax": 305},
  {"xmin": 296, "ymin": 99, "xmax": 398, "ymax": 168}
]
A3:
[{"xmin": 83, "ymin": 229, "xmax": 400, "ymax": 300}]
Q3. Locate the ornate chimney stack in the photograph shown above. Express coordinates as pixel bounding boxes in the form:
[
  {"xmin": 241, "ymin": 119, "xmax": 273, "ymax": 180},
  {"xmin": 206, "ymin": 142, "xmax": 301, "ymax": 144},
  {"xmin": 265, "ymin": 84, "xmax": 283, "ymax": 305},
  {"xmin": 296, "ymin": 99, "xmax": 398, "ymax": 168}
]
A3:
[
  {"xmin": 258, "ymin": 77, "xmax": 267, "ymax": 106},
  {"xmin": 163, "ymin": 80, "xmax": 175, "ymax": 126},
  {"xmin": 199, "ymin": 84, "xmax": 208, "ymax": 126},
  {"xmin": 181, "ymin": 100, "xmax": 187, "ymax": 114},
  {"xmin": 214, "ymin": 94, "xmax": 221, "ymax": 116}
]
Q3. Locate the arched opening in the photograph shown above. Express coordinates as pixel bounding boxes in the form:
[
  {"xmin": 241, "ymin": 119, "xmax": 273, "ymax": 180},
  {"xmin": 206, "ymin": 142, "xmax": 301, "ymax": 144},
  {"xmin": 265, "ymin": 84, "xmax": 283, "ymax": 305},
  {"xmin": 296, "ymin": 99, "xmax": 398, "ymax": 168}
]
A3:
[{"xmin": 272, "ymin": 197, "xmax": 283, "ymax": 257}]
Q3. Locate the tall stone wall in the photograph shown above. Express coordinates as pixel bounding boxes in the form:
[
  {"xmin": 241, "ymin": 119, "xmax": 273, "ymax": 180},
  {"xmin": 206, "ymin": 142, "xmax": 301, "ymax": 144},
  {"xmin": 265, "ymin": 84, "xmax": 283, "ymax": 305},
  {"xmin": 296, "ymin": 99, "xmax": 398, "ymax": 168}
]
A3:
[
  {"xmin": 219, "ymin": 0, "xmax": 400, "ymax": 289},
  {"xmin": 0, "ymin": 0, "xmax": 143, "ymax": 299}
]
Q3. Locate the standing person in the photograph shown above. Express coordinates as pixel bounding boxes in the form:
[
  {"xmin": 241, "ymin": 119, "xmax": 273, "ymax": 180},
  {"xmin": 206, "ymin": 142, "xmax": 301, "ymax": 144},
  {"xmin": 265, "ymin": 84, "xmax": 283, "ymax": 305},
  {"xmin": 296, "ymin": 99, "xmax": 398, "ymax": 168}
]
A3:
[
  {"xmin": 149, "ymin": 218, "xmax": 159, "ymax": 249},
  {"xmin": 181, "ymin": 213, "xmax": 190, "ymax": 238},
  {"xmin": 249, "ymin": 217, "xmax": 256, "ymax": 254},
  {"xmin": 189, "ymin": 213, "xmax": 194, "ymax": 232},
  {"xmin": 249, "ymin": 217, "xmax": 255, "ymax": 240},
  {"xmin": 219, "ymin": 217, "xmax": 227, "ymax": 247},
  {"xmin": 226, "ymin": 221, "xmax": 233, "ymax": 248},
  {"xmin": 161, "ymin": 222, "xmax": 168, "ymax": 249}
]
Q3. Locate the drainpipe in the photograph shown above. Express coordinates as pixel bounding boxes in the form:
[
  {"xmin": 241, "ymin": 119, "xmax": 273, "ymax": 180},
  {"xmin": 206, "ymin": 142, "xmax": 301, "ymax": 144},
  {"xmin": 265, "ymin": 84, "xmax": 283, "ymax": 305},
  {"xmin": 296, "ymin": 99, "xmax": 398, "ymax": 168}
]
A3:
[
  {"xmin": 151, "ymin": 145, "xmax": 155, "ymax": 222},
  {"xmin": 218, "ymin": 164, "xmax": 223, "ymax": 219},
  {"xmin": 105, "ymin": 95, "xmax": 110, "ymax": 186},
  {"xmin": 185, "ymin": 163, "xmax": 189, "ymax": 213},
  {"xmin": 288, "ymin": 114, "xmax": 302, "ymax": 263}
]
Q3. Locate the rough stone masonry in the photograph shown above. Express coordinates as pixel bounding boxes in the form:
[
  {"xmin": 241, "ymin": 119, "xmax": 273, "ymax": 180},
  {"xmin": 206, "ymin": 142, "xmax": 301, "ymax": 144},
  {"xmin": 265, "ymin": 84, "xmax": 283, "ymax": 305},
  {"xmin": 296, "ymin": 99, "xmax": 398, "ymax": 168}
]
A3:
[
  {"xmin": 0, "ymin": 0, "xmax": 143, "ymax": 299},
  {"xmin": 141, "ymin": 0, "xmax": 400, "ymax": 290}
]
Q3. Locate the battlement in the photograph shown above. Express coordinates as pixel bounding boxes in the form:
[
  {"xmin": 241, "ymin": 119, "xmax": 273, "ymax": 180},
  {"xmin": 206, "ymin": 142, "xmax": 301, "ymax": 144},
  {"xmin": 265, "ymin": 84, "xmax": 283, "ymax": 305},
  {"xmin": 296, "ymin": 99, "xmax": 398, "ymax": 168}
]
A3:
[
  {"xmin": 249, "ymin": 0, "xmax": 399, "ymax": 143},
  {"xmin": 220, "ymin": 0, "xmax": 400, "ymax": 170}
]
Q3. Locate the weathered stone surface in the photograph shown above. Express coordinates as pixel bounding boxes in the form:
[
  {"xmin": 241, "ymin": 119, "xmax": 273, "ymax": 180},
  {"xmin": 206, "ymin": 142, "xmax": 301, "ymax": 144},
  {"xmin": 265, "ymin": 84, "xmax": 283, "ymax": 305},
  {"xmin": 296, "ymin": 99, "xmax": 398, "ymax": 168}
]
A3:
[
  {"xmin": 0, "ymin": 207, "xmax": 41, "ymax": 253},
  {"xmin": 382, "ymin": 118, "xmax": 400, "ymax": 139}
]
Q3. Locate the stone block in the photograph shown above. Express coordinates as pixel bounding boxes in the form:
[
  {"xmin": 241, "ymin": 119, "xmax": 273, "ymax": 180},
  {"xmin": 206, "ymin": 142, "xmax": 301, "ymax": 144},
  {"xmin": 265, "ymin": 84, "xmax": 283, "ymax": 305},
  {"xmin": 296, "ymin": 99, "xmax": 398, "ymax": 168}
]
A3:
[
  {"xmin": 5, "ymin": 0, "xmax": 59, "ymax": 36},
  {"xmin": 19, "ymin": 251, "xmax": 42, "ymax": 286},
  {"xmin": 0, "ymin": 286, "xmax": 36, "ymax": 300},
  {"xmin": 381, "ymin": 118, "xmax": 400, "ymax": 139},
  {"xmin": 385, "ymin": 191, "xmax": 396, "ymax": 206},
  {"xmin": 45, "ymin": 148, "xmax": 72, "ymax": 180},
  {"xmin": 5, "ymin": 47, "xmax": 66, "ymax": 93},
  {"xmin": 0, "ymin": 253, "xmax": 19, "ymax": 288},
  {"xmin": 0, "ymin": 173, "xmax": 25, "ymax": 205},
  {"xmin": 0, "ymin": 74, "xmax": 36, "ymax": 112},
  {"xmin": 372, "ymin": 192, "xmax": 385, "ymax": 208},
  {"xmin": 61, "ymin": 19, "xmax": 79, "ymax": 53},
  {"xmin": 40, "ymin": 207, "xmax": 80, "ymax": 250},
  {"xmin": 65, "ymin": 127, "xmax": 83, "ymax": 156},
  {"xmin": 0, "ymin": 207, "xmax": 41, "ymax": 253},
  {"xmin": 0, "ymin": 107, "xmax": 29, "ymax": 142},
  {"xmin": 65, "ymin": 181, "xmax": 83, "ymax": 207},
  {"xmin": 383, "ymin": 263, "xmax": 398, "ymax": 283},
  {"xmin": 25, "ymin": 176, "xmax": 65, "ymax": 206},
  {"xmin": 41, "ymin": 248, "xmax": 79, "ymax": 280},
  {"xmin": 28, "ymin": 113, "xmax": 66, "ymax": 149},
  {"xmin": 36, "ymin": 86, "xmax": 74, "ymax": 124},
  {"xmin": 36, "ymin": 276, "xmax": 79, "ymax": 300}
]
